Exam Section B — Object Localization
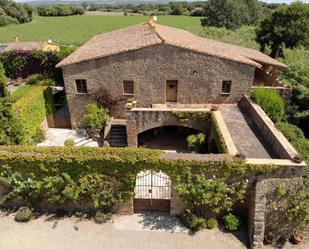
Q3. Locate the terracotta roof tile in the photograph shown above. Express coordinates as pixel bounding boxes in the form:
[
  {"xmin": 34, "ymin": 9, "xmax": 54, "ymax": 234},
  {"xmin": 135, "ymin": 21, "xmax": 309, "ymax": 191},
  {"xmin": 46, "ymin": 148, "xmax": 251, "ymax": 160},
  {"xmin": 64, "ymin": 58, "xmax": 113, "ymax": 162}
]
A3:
[
  {"xmin": 0, "ymin": 41, "xmax": 46, "ymax": 52},
  {"xmin": 57, "ymin": 23, "xmax": 286, "ymax": 68}
]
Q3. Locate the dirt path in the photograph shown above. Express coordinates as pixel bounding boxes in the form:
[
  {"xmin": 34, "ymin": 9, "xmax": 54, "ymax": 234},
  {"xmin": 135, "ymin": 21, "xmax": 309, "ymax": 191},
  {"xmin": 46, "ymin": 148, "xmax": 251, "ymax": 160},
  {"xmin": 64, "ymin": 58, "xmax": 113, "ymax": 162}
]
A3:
[{"xmin": 0, "ymin": 212, "xmax": 307, "ymax": 249}]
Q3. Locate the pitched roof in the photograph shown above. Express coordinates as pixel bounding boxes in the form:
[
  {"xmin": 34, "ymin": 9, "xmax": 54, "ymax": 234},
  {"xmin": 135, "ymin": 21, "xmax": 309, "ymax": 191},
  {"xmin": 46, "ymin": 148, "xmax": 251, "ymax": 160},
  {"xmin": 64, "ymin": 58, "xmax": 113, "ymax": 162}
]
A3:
[
  {"xmin": 0, "ymin": 41, "xmax": 47, "ymax": 52},
  {"xmin": 57, "ymin": 23, "xmax": 286, "ymax": 68}
]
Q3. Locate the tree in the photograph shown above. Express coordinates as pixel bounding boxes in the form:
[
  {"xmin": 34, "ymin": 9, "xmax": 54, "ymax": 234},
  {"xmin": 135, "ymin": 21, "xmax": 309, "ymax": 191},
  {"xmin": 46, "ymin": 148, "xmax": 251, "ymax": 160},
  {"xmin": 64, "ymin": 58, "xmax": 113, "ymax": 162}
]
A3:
[
  {"xmin": 201, "ymin": 0, "xmax": 261, "ymax": 30},
  {"xmin": 256, "ymin": 2, "xmax": 309, "ymax": 57},
  {"xmin": 0, "ymin": 62, "xmax": 22, "ymax": 145}
]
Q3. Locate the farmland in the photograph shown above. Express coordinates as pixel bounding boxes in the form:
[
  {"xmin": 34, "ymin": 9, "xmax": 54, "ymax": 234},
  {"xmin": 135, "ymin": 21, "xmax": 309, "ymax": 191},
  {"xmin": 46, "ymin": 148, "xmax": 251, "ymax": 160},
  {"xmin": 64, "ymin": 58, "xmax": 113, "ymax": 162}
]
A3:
[
  {"xmin": 0, "ymin": 15, "xmax": 202, "ymax": 46},
  {"xmin": 0, "ymin": 15, "xmax": 258, "ymax": 49}
]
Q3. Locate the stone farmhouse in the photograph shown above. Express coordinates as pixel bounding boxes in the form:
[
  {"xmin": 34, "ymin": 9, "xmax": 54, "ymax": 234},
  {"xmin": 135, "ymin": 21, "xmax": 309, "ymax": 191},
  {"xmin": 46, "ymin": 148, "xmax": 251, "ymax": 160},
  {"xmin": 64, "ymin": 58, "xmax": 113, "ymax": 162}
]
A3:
[{"xmin": 55, "ymin": 21, "xmax": 306, "ymax": 247}]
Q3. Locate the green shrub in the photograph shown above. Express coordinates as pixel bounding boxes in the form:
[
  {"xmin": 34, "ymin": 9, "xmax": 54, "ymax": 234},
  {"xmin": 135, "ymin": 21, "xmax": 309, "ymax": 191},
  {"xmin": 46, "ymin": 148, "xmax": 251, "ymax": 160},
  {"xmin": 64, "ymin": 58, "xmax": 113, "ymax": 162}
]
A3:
[
  {"xmin": 223, "ymin": 213, "xmax": 241, "ymax": 231},
  {"xmin": 26, "ymin": 74, "xmax": 44, "ymax": 85},
  {"xmin": 0, "ymin": 62, "xmax": 22, "ymax": 145},
  {"xmin": 182, "ymin": 212, "xmax": 207, "ymax": 231},
  {"xmin": 277, "ymin": 122, "xmax": 309, "ymax": 163},
  {"xmin": 15, "ymin": 207, "xmax": 33, "ymax": 222},
  {"xmin": 251, "ymin": 88, "xmax": 285, "ymax": 123},
  {"xmin": 94, "ymin": 212, "xmax": 112, "ymax": 224},
  {"xmin": 84, "ymin": 103, "xmax": 111, "ymax": 132},
  {"xmin": 10, "ymin": 85, "xmax": 36, "ymax": 102},
  {"xmin": 206, "ymin": 218, "xmax": 217, "ymax": 229},
  {"xmin": 187, "ymin": 133, "xmax": 206, "ymax": 153},
  {"xmin": 64, "ymin": 139, "xmax": 75, "ymax": 146},
  {"xmin": 174, "ymin": 170, "xmax": 247, "ymax": 218},
  {"xmin": 12, "ymin": 86, "xmax": 52, "ymax": 144}
]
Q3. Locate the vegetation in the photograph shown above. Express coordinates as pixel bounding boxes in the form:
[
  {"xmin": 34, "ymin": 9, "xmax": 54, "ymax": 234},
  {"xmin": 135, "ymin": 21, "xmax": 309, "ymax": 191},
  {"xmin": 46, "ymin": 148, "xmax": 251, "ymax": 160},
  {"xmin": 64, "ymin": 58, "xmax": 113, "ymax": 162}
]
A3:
[
  {"xmin": 91, "ymin": 87, "xmax": 118, "ymax": 111},
  {"xmin": 37, "ymin": 4, "xmax": 85, "ymax": 17},
  {"xmin": 94, "ymin": 212, "xmax": 112, "ymax": 224},
  {"xmin": 0, "ymin": 62, "xmax": 22, "ymax": 145},
  {"xmin": 0, "ymin": 0, "xmax": 33, "ymax": 27},
  {"xmin": 211, "ymin": 113, "xmax": 228, "ymax": 153},
  {"xmin": 251, "ymin": 88, "xmax": 285, "ymax": 123},
  {"xmin": 187, "ymin": 133, "xmax": 206, "ymax": 153},
  {"xmin": 0, "ymin": 49, "xmax": 68, "ymax": 83},
  {"xmin": 64, "ymin": 138, "xmax": 75, "ymax": 147},
  {"xmin": 25, "ymin": 74, "xmax": 44, "ymax": 85},
  {"xmin": 206, "ymin": 218, "xmax": 217, "ymax": 229},
  {"xmin": 14, "ymin": 207, "xmax": 33, "ymax": 222},
  {"xmin": 267, "ymin": 182, "xmax": 309, "ymax": 241},
  {"xmin": 10, "ymin": 85, "xmax": 36, "ymax": 102},
  {"xmin": 256, "ymin": 2, "xmax": 309, "ymax": 57},
  {"xmin": 83, "ymin": 103, "xmax": 111, "ymax": 134},
  {"xmin": 201, "ymin": 0, "xmax": 262, "ymax": 30},
  {"xmin": 277, "ymin": 122, "xmax": 309, "ymax": 164},
  {"xmin": 174, "ymin": 170, "xmax": 247, "ymax": 218},
  {"xmin": 223, "ymin": 213, "xmax": 241, "ymax": 231},
  {"xmin": 279, "ymin": 47, "xmax": 309, "ymax": 137},
  {"xmin": 12, "ymin": 86, "xmax": 53, "ymax": 144},
  {"xmin": 0, "ymin": 15, "xmax": 258, "ymax": 49}
]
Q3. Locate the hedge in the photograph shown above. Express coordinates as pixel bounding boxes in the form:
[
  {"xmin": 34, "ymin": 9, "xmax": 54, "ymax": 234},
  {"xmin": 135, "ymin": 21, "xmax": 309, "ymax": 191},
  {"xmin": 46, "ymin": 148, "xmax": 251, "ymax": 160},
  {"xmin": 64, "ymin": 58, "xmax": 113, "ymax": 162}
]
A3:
[
  {"xmin": 12, "ymin": 86, "xmax": 54, "ymax": 144},
  {"xmin": 211, "ymin": 113, "xmax": 228, "ymax": 153},
  {"xmin": 251, "ymin": 88, "xmax": 285, "ymax": 123},
  {"xmin": 0, "ymin": 146, "xmax": 277, "ymax": 181}
]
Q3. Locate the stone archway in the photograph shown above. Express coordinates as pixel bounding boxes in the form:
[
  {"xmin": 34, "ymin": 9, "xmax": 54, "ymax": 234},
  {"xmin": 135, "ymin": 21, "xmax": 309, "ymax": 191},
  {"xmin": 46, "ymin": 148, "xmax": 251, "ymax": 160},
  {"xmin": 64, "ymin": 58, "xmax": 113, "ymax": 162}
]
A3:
[{"xmin": 125, "ymin": 109, "xmax": 210, "ymax": 147}]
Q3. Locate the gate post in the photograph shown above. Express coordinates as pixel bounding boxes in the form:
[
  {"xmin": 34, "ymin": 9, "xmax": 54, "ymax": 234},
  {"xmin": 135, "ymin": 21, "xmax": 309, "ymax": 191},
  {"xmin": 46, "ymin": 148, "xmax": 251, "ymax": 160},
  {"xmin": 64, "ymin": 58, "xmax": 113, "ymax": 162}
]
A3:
[{"xmin": 170, "ymin": 179, "xmax": 186, "ymax": 216}]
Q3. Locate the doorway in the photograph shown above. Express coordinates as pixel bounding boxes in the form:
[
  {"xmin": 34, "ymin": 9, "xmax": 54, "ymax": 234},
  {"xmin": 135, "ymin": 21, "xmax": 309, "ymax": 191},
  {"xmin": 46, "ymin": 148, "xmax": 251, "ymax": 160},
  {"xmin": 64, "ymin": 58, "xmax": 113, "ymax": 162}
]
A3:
[{"xmin": 166, "ymin": 80, "xmax": 178, "ymax": 102}]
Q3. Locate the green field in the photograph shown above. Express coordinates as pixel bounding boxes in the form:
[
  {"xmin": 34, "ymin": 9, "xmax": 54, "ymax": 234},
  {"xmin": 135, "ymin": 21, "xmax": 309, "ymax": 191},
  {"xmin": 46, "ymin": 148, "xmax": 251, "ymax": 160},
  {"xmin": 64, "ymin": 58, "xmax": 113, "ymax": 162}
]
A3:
[{"xmin": 0, "ymin": 15, "xmax": 202, "ymax": 46}]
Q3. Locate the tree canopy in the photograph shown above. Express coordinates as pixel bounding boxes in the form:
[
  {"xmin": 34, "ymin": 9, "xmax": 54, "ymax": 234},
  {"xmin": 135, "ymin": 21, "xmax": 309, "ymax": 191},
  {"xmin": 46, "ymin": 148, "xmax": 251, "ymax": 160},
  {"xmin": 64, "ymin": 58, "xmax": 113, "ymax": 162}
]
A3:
[
  {"xmin": 256, "ymin": 2, "xmax": 309, "ymax": 57},
  {"xmin": 0, "ymin": 0, "xmax": 32, "ymax": 27},
  {"xmin": 201, "ymin": 0, "xmax": 262, "ymax": 30}
]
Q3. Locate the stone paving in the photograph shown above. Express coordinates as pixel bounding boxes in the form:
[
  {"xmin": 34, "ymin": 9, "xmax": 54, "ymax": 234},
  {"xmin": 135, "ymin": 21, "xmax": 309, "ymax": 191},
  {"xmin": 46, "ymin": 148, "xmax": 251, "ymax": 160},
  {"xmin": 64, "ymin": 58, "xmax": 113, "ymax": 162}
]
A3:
[
  {"xmin": 220, "ymin": 105, "xmax": 276, "ymax": 159},
  {"xmin": 37, "ymin": 128, "xmax": 98, "ymax": 147}
]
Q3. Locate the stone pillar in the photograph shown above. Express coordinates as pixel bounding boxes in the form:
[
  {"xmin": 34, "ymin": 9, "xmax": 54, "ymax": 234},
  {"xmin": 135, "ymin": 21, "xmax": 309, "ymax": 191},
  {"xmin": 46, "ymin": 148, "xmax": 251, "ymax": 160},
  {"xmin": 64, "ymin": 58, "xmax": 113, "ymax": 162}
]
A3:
[
  {"xmin": 170, "ymin": 180, "xmax": 186, "ymax": 216},
  {"xmin": 249, "ymin": 180, "xmax": 266, "ymax": 248},
  {"xmin": 126, "ymin": 127, "xmax": 138, "ymax": 147}
]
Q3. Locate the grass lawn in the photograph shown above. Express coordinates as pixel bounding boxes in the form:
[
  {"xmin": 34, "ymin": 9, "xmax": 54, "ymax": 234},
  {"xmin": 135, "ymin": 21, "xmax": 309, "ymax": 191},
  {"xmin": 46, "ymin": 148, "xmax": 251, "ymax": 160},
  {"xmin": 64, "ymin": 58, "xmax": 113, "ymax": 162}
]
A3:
[
  {"xmin": 10, "ymin": 85, "xmax": 36, "ymax": 102},
  {"xmin": 0, "ymin": 15, "xmax": 202, "ymax": 46}
]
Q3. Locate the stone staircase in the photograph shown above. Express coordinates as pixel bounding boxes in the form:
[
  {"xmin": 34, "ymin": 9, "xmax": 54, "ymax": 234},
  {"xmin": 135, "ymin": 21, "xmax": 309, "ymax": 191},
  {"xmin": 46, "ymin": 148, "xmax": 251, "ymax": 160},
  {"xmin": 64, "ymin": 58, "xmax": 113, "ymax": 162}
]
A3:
[{"xmin": 109, "ymin": 125, "xmax": 128, "ymax": 147}]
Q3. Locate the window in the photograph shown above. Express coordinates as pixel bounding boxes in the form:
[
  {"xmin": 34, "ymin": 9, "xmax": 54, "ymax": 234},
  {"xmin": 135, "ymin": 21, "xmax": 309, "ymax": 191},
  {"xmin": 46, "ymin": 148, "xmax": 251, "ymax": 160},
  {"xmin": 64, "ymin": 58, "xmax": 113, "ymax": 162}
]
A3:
[
  {"xmin": 123, "ymin": 80, "xmax": 134, "ymax": 95},
  {"xmin": 221, "ymin": 81, "xmax": 232, "ymax": 94},
  {"xmin": 75, "ymin": 79, "xmax": 88, "ymax": 94}
]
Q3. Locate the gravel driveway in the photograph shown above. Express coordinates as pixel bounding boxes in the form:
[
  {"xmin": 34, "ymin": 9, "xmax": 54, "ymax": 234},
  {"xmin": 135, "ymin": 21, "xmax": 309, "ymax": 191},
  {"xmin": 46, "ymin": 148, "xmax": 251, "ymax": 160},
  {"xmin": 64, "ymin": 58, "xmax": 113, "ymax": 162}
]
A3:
[{"xmin": 0, "ymin": 212, "xmax": 307, "ymax": 249}]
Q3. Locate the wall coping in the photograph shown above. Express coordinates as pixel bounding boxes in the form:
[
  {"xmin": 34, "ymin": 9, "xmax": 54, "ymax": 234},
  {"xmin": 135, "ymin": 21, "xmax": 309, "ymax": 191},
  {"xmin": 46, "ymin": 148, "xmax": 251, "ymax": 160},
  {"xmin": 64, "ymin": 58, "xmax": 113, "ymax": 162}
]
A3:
[
  {"xmin": 129, "ymin": 108, "xmax": 211, "ymax": 112},
  {"xmin": 246, "ymin": 158, "xmax": 306, "ymax": 167},
  {"xmin": 212, "ymin": 111, "xmax": 238, "ymax": 156}
]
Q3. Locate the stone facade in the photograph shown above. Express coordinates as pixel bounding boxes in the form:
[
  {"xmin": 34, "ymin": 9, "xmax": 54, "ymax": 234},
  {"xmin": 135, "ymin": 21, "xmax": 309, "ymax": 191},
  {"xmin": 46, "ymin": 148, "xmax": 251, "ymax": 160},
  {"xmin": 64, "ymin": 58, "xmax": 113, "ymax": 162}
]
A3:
[{"xmin": 62, "ymin": 44, "xmax": 256, "ymax": 128}]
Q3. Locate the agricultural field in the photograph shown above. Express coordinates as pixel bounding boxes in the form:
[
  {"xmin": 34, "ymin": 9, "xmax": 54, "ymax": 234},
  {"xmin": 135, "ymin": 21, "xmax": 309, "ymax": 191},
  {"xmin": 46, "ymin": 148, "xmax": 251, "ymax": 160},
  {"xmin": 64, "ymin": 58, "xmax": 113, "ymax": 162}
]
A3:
[
  {"xmin": 0, "ymin": 15, "xmax": 201, "ymax": 46},
  {"xmin": 0, "ymin": 15, "xmax": 258, "ymax": 49}
]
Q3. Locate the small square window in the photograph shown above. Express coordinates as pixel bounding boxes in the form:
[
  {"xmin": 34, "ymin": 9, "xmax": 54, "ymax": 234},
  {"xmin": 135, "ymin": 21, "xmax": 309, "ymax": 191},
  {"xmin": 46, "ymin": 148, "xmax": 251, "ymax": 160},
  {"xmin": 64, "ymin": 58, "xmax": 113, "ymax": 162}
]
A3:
[
  {"xmin": 75, "ymin": 79, "xmax": 88, "ymax": 94},
  {"xmin": 221, "ymin": 81, "xmax": 232, "ymax": 94},
  {"xmin": 123, "ymin": 80, "xmax": 134, "ymax": 95}
]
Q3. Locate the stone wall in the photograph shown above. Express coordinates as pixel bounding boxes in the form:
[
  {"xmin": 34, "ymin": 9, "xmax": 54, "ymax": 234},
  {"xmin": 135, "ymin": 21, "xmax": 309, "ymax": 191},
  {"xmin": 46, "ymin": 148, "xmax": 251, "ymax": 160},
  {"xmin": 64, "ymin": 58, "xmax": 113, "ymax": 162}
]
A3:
[
  {"xmin": 62, "ymin": 44, "xmax": 256, "ymax": 128},
  {"xmin": 125, "ymin": 109, "xmax": 211, "ymax": 147},
  {"xmin": 170, "ymin": 180, "xmax": 186, "ymax": 216},
  {"xmin": 249, "ymin": 177, "xmax": 303, "ymax": 248}
]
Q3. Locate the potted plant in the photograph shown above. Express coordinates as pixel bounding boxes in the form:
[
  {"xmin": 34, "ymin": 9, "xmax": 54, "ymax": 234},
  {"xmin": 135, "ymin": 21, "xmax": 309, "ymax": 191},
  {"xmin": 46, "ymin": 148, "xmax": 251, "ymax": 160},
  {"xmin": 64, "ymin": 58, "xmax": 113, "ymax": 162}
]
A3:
[
  {"xmin": 290, "ymin": 232, "xmax": 304, "ymax": 245},
  {"xmin": 83, "ymin": 103, "xmax": 111, "ymax": 141},
  {"xmin": 264, "ymin": 232, "xmax": 275, "ymax": 245}
]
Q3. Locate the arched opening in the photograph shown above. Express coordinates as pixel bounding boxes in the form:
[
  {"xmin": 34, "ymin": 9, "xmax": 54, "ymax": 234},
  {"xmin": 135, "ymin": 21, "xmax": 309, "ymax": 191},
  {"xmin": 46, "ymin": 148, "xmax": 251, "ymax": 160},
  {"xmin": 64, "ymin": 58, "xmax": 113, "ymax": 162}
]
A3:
[
  {"xmin": 134, "ymin": 170, "xmax": 171, "ymax": 213},
  {"xmin": 138, "ymin": 125, "xmax": 207, "ymax": 153}
]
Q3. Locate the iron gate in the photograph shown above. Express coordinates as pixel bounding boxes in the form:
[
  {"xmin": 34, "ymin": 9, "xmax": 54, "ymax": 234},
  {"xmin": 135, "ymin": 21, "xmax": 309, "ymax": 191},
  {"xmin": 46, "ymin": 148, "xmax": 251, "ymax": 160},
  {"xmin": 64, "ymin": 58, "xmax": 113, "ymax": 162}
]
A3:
[{"xmin": 134, "ymin": 170, "xmax": 171, "ymax": 213}]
